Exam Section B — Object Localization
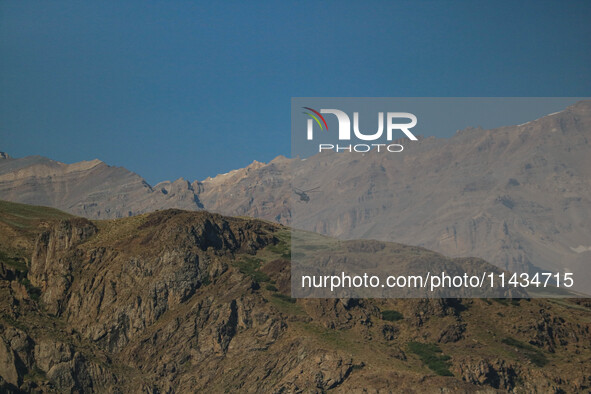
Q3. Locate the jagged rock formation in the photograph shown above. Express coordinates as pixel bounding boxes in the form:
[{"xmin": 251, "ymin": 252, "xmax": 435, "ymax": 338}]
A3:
[
  {"xmin": 194, "ymin": 157, "xmax": 291, "ymax": 222},
  {"xmin": 0, "ymin": 201, "xmax": 590, "ymax": 392}
]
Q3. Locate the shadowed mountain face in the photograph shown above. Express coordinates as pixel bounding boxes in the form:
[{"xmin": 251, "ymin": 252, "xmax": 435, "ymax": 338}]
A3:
[
  {"xmin": 1, "ymin": 201, "xmax": 590, "ymax": 392},
  {"xmin": 1, "ymin": 101, "xmax": 590, "ymax": 281}
]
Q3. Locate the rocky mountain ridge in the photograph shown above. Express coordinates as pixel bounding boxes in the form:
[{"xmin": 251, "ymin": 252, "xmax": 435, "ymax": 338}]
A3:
[
  {"xmin": 0, "ymin": 201, "xmax": 590, "ymax": 392},
  {"xmin": 0, "ymin": 156, "xmax": 201, "ymax": 219},
  {"xmin": 1, "ymin": 101, "xmax": 590, "ymax": 286}
]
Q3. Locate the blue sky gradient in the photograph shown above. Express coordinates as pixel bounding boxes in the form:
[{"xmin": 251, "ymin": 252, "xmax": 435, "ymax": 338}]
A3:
[{"xmin": 1, "ymin": 1, "xmax": 590, "ymax": 184}]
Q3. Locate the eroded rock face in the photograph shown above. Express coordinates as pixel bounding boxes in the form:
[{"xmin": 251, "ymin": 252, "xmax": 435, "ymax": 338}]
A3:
[
  {"xmin": 34, "ymin": 340, "xmax": 116, "ymax": 392},
  {"xmin": 30, "ymin": 218, "xmax": 98, "ymax": 315},
  {"xmin": 0, "ymin": 324, "xmax": 118, "ymax": 392},
  {"xmin": 2, "ymin": 206, "xmax": 591, "ymax": 393},
  {"xmin": 455, "ymin": 357, "xmax": 518, "ymax": 390},
  {"xmin": 0, "ymin": 335, "xmax": 20, "ymax": 387},
  {"xmin": 30, "ymin": 211, "xmax": 277, "ymax": 354}
]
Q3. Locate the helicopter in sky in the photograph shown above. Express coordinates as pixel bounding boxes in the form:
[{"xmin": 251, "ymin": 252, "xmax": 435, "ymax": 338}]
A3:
[{"xmin": 293, "ymin": 187, "xmax": 320, "ymax": 202}]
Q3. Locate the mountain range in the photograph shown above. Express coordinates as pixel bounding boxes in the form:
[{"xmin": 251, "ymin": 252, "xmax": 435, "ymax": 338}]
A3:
[{"xmin": 2, "ymin": 100, "xmax": 590, "ymax": 289}]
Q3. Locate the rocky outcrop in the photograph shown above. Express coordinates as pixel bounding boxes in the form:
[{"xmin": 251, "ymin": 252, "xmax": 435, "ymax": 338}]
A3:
[
  {"xmin": 29, "ymin": 211, "xmax": 277, "ymax": 354},
  {"xmin": 0, "ymin": 205, "xmax": 590, "ymax": 391},
  {"xmin": 29, "ymin": 218, "xmax": 98, "ymax": 315},
  {"xmin": 0, "ymin": 333, "xmax": 22, "ymax": 388},
  {"xmin": 454, "ymin": 357, "xmax": 518, "ymax": 390},
  {"xmin": 0, "ymin": 323, "xmax": 118, "ymax": 392}
]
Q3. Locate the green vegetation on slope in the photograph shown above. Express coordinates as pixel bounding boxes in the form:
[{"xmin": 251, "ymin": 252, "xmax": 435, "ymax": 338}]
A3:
[
  {"xmin": 501, "ymin": 337, "xmax": 548, "ymax": 367},
  {"xmin": 0, "ymin": 199, "xmax": 73, "ymax": 257},
  {"xmin": 234, "ymin": 256, "xmax": 271, "ymax": 284},
  {"xmin": 408, "ymin": 342, "xmax": 453, "ymax": 376},
  {"xmin": 381, "ymin": 310, "xmax": 404, "ymax": 322},
  {"xmin": 0, "ymin": 199, "xmax": 73, "ymax": 226}
]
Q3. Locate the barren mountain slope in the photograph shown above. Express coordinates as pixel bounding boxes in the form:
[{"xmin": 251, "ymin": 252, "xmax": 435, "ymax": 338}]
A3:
[
  {"xmin": 1, "ymin": 201, "xmax": 590, "ymax": 392},
  {"xmin": 196, "ymin": 101, "xmax": 591, "ymax": 285},
  {"xmin": 0, "ymin": 156, "xmax": 202, "ymax": 218}
]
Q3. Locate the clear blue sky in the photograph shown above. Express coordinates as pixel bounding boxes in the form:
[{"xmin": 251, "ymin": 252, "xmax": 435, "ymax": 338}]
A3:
[{"xmin": 1, "ymin": 1, "xmax": 590, "ymax": 184}]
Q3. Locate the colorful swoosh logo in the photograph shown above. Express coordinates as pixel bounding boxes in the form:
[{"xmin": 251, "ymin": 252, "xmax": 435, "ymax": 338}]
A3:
[{"xmin": 302, "ymin": 107, "xmax": 328, "ymax": 130}]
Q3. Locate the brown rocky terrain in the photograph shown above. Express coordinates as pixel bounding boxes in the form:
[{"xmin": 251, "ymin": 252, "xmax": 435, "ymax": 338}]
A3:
[
  {"xmin": 0, "ymin": 200, "xmax": 590, "ymax": 392},
  {"xmin": 1, "ymin": 101, "xmax": 590, "ymax": 288}
]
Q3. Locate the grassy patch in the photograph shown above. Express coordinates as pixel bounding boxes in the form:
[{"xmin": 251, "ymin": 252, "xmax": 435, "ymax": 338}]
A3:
[
  {"xmin": 0, "ymin": 250, "xmax": 42, "ymax": 302},
  {"xmin": 0, "ymin": 200, "xmax": 72, "ymax": 225},
  {"xmin": 265, "ymin": 230, "xmax": 291, "ymax": 259},
  {"xmin": 300, "ymin": 321, "xmax": 350, "ymax": 349},
  {"xmin": 0, "ymin": 250, "xmax": 28, "ymax": 272},
  {"xmin": 268, "ymin": 293, "xmax": 304, "ymax": 316},
  {"xmin": 501, "ymin": 337, "xmax": 547, "ymax": 367},
  {"xmin": 234, "ymin": 257, "xmax": 270, "ymax": 284},
  {"xmin": 271, "ymin": 293, "xmax": 296, "ymax": 303},
  {"xmin": 408, "ymin": 342, "xmax": 453, "ymax": 376},
  {"xmin": 265, "ymin": 284, "xmax": 278, "ymax": 292},
  {"xmin": 266, "ymin": 242, "xmax": 290, "ymax": 259},
  {"xmin": 200, "ymin": 273, "xmax": 211, "ymax": 286},
  {"xmin": 492, "ymin": 298, "xmax": 509, "ymax": 306},
  {"xmin": 381, "ymin": 310, "xmax": 403, "ymax": 322},
  {"xmin": 489, "ymin": 298, "xmax": 521, "ymax": 306},
  {"xmin": 492, "ymin": 298, "xmax": 520, "ymax": 306}
]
